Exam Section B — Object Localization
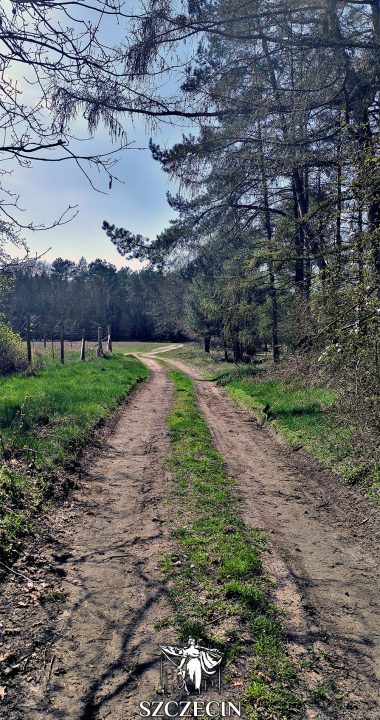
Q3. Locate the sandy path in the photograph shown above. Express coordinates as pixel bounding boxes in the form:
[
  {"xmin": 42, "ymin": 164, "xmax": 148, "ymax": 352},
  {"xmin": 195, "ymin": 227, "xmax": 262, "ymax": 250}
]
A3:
[
  {"xmin": 165, "ymin": 358, "xmax": 380, "ymax": 719},
  {"xmin": 142, "ymin": 344, "xmax": 184, "ymax": 355},
  {"xmin": 6, "ymin": 359, "xmax": 174, "ymax": 720},
  {"xmin": 2, "ymin": 350, "xmax": 380, "ymax": 719}
]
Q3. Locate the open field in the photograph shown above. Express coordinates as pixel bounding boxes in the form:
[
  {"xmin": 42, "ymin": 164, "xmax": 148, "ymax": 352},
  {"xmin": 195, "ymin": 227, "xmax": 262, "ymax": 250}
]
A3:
[{"xmin": 30, "ymin": 340, "xmax": 177, "ymax": 364}]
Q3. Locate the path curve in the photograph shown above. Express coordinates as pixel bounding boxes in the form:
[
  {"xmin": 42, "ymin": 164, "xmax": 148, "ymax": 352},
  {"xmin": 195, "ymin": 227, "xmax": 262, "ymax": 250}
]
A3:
[{"xmin": 165, "ymin": 357, "xmax": 380, "ymax": 719}]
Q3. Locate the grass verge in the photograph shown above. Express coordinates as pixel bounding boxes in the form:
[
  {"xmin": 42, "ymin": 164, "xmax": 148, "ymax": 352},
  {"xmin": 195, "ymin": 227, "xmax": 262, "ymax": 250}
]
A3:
[
  {"xmin": 169, "ymin": 344, "xmax": 378, "ymax": 493},
  {"xmin": 0, "ymin": 354, "xmax": 148, "ymax": 554},
  {"xmin": 165, "ymin": 367, "xmax": 305, "ymax": 719},
  {"xmin": 212, "ymin": 373, "xmax": 380, "ymax": 490},
  {"xmin": 165, "ymin": 342, "xmax": 225, "ymax": 373}
]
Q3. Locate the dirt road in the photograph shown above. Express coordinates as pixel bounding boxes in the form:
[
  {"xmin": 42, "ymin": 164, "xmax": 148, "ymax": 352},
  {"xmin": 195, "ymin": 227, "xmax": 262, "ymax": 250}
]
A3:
[
  {"xmin": 1, "ymin": 352, "xmax": 380, "ymax": 720},
  {"xmin": 1, "ymin": 358, "xmax": 175, "ymax": 720},
  {"xmin": 166, "ymin": 357, "xmax": 380, "ymax": 719}
]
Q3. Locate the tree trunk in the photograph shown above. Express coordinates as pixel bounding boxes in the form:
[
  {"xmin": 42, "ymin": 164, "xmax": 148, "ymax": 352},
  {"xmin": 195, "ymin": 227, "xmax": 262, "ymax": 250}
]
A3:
[
  {"xmin": 80, "ymin": 329, "xmax": 86, "ymax": 361},
  {"xmin": 269, "ymin": 261, "xmax": 280, "ymax": 363},
  {"xmin": 231, "ymin": 327, "xmax": 241, "ymax": 362},
  {"xmin": 258, "ymin": 122, "xmax": 280, "ymax": 364},
  {"xmin": 293, "ymin": 187, "xmax": 305, "ymax": 295},
  {"xmin": 223, "ymin": 336, "xmax": 229, "ymax": 362},
  {"xmin": 336, "ymin": 128, "xmax": 343, "ymax": 278},
  {"xmin": 368, "ymin": 198, "xmax": 380, "ymax": 299},
  {"xmin": 359, "ymin": 110, "xmax": 380, "ymax": 298},
  {"xmin": 107, "ymin": 324, "xmax": 113, "ymax": 353},
  {"xmin": 356, "ymin": 208, "xmax": 367, "ymax": 333},
  {"xmin": 292, "ymin": 169, "xmax": 327, "ymax": 273},
  {"xmin": 204, "ymin": 334, "xmax": 211, "ymax": 353}
]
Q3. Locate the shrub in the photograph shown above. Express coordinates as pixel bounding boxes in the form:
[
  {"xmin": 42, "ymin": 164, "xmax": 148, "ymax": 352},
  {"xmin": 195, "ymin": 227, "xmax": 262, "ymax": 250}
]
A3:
[{"xmin": 0, "ymin": 320, "xmax": 28, "ymax": 374}]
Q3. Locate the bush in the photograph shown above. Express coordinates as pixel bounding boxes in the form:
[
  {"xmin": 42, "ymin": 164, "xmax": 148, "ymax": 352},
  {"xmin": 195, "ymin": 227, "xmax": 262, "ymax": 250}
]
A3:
[{"xmin": 0, "ymin": 321, "xmax": 28, "ymax": 374}]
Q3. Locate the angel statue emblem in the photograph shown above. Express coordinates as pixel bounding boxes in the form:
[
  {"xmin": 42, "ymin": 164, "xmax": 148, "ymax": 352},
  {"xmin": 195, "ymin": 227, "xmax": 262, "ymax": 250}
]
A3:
[{"xmin": 160, "ymin": 639, "xmax": 222, "ymax": 695}]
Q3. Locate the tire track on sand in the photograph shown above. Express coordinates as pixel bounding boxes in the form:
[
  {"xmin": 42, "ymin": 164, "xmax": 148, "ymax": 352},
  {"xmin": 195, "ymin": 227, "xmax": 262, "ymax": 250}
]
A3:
[
  {"xmin": 165, "ymin": 358, "xmax": 380, "ymax": 720},
  {"xmin": 13, "ymin": 358, "xmax": 173, "ymax": 720}
]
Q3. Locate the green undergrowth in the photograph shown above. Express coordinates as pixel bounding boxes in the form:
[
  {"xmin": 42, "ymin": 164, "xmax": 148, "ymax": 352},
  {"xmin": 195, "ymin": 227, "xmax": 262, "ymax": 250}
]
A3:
[
  {"xmin": 212, "ymin": 371, "xmax": 379, "ymax": 490},
  {"xmin": 0, "ymin": 354, "xmax": 148, "ymax": 554},
  {"xmin": 165, "ymin": 367, "xmax": 306, "ymax": 719}
]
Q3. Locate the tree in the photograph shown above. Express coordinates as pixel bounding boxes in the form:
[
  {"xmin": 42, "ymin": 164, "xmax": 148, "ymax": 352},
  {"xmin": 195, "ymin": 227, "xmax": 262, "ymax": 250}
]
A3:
[
  {"xmin": 0, "ymin": 0, "xmax": 227, "ymax": 242},
  {"xmin": 3, "ymin": 258, "xmax": 188, "ymax": 343},
  {"xmin": 103, "ymin": 0, "xmax": 380, "ymax": 365}
]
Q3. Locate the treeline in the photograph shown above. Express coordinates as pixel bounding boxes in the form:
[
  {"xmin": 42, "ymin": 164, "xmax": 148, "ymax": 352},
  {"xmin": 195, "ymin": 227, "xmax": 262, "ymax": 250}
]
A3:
[
  {"xmin": 102, "ymin": 0, "xmax": 380, "ymax": 430},
  {"xmin": 1, "ymin": 258, "xmax": 188, "ymax": 342}
]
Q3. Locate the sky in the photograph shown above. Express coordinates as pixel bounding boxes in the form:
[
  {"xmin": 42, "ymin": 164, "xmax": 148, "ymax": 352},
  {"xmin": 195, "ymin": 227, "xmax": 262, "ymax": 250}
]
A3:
[
  {"xmin": 11, "ymin": 121, "xmax": 185, "ymax": 270},
  {"xmin": 2, "ymin": 0, "xmax": 196, "ymax": 272}
]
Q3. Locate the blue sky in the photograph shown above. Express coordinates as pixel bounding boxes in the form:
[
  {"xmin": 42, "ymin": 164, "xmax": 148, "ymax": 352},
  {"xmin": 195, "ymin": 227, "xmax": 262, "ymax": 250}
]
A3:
[
  {"xmin": 3, "ymin": 0, "xmax": 198, "ymax": 271},
  {"xmin": 14, "ymin": 120, "xmax": 187, "ymax": 270}
]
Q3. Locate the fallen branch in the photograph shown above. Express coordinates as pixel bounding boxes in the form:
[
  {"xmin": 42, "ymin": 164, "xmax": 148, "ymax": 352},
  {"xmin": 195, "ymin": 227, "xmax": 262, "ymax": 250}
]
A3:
[{"xmin": 0, "ymin": 561, "xmax": 33, "ymax": 583}]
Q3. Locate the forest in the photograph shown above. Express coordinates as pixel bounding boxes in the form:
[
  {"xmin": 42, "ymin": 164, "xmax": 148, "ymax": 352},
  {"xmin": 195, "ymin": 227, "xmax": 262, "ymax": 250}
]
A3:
[
  {"xmin": 1, "ymin": 259, "xmax": 187, "ymax": 342},
  {"xmin": 101, "ymin": 0, "xmax": 380, "ymax": 461}
]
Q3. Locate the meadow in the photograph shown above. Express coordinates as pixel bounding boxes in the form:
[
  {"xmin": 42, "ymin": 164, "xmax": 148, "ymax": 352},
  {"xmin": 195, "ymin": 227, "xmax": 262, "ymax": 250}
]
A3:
[{"xmin": 31, "ymin": 340, "xmax": 174, "ymax": 364}]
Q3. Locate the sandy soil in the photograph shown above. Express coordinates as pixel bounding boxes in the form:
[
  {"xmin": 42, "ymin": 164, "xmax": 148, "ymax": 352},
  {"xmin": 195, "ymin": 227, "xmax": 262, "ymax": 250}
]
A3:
[
  {"xmin": 139, "ymin": 344, "xmax": 184, "ymax": 355},
  {"xmin": 166, "ymin": 358, "xmax": 380, "ymax": 719},
  {"xmin": 0, "ymin": 359, "xmax": 175, "ymax": 720},
  {"xmin": 2, "ymin": 350, "xmax": 380, "ymax": 720}
]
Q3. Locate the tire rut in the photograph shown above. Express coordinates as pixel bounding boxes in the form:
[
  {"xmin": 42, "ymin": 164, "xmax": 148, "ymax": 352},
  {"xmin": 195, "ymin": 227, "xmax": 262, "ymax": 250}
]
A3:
[
  {"xmin": 166, "ymin": 358, "xmax": 380, "ymax": 720},
  {"xmin": 6, "ymin": 359, "xmax": 174, "ymax": 720}
]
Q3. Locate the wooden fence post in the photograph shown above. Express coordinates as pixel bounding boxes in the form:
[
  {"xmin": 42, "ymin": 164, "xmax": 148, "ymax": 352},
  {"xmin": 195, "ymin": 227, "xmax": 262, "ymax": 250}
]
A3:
[
  {"xmin": 107, "ymin": 324, "xmax": 112, "ymax": 353},
  {"xmin": 26, "ymin": 314, "xmax": 32, "ymax": 364},
  {"xmin": 97, "ymin": 326, "xmax": 104, "ymax": 357},
  {"xmin": 43, "ymin": 324, "xmax": 47, "ymax": 349},
  {"xmin": 51, "ymin": 337, "xmax": 55, "ymax": 359},
  {"xmin": 60, "ymin": 322, "xmax": 64, "ymax": 364},
  {"xmin": 80, "ymin": 329, "xmax": 86, "ymax": 361}
]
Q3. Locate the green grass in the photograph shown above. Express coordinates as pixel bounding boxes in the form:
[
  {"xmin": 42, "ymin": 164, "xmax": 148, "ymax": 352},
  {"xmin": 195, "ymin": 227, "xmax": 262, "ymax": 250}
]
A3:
[
  {"xmin": 0, "ymin": 354, "xmax": 148, "ymax": 553},
  {"xmin": 115, "ymin": 341, "xmax": 178, "ymax": 353},
  {"xmin": 213, "ymin": 372, "xmax": 376, "ymax": 487},
  {"xmin": 165, "ymin": 367, "xmax": 304, "ymax": 719},
  {"xmin": 219, "ymin": 377, "xmax": 336, "ymax": 446},
  {"xmin": 32, "ymin": 340, "xmax": 175, "ymax": 365},
  {"xmin": 168, "ymin": 343, "xmax": 340, "ymax": 458},
  {"xmin": 168, "ymin": 344, "xmax": 376, "ymax": 490},
  {"xmin": 164, "ymin": 342, "xmax": 227, "ymax": 372}
]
